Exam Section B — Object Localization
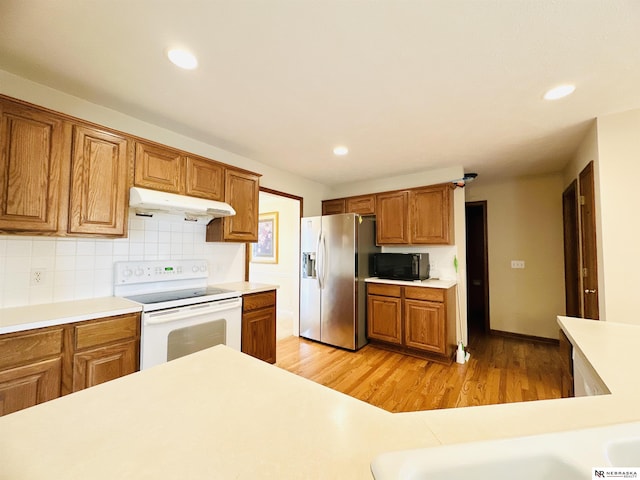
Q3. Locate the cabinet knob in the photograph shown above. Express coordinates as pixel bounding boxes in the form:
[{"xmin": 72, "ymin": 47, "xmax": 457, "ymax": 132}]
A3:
[{"xmin": 584, "ymin": 289, "xmax": 597, "ymax": 294}]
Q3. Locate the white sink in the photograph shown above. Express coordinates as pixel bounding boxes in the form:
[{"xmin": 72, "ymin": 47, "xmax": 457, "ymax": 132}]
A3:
[
  {"xmin": 606, "ymin": 436, "xmax": 640, "ymax": 467},
  {"xmin": 371, "ymin": 422, "xmax": 640, "ymax": 480}
]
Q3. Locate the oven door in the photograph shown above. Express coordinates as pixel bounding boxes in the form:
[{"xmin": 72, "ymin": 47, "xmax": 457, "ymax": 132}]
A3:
[{"xmin": 140, "ymin": 297, "xmax": 242, "ymax": 370}]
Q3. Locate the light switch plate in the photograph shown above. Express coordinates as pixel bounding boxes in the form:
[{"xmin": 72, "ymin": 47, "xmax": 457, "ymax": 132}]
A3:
[{"xmin": 511, "ymin": 260, "xmax": 525, "ymax": 269}]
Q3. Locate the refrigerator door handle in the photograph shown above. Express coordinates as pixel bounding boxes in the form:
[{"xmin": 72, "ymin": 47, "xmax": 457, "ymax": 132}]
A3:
[
  {"xmin": 321, "ymin": 233, "xmax": 328, "ymax": 288},
  {"xmin": 316, "ymin": 232, "xmax": 323, "ymax": 289}
]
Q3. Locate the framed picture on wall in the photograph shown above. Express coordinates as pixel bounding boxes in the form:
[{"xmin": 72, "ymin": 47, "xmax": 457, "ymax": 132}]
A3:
[{"xmin": 251, "ymin": 212, "xmax": 279, "ymax": 264}]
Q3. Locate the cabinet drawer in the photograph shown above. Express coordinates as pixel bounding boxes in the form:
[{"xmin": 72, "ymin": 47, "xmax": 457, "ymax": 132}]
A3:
[
  {"xmin": 0, "ymin": 328, "xmax": 64, "ymax": 370},
  {"xmin": 243, "ymin": 290, "xmax": 276, "ymax": 312},
  {"xmin": 74, "ymin": 314, "xmax": 140, "ymax": 350},
  {"xmin": 405, "ymin": 286, "xmax": 445, "ymax": 302},
  {"xmin": 367, "ymin": 283, "xmax": 402, "ymax": 297}
]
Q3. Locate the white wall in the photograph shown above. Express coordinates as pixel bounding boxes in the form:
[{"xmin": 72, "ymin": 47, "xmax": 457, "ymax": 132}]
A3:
[
  {"xmin": 465, "ymin": 174, "xmax": 566, "ymax": 339},
  {"xmin": 249, "ymin": 192, "xmax": 300, "ymax": 338},
  {"xmin": 595, "ymin": 108, "xmax": 640, "ymax": 325}
]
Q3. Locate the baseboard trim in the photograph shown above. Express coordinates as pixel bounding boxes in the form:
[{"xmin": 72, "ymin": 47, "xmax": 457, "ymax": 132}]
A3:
[{"xmin": 489, "ymin": 329, "xmax": 559, "ymax": 345}]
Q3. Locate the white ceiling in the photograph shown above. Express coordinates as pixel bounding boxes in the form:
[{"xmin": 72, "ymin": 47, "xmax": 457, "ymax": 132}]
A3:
[{"xmin": 2, "ymin": 0, "xmax": 640, "ymax": 187}]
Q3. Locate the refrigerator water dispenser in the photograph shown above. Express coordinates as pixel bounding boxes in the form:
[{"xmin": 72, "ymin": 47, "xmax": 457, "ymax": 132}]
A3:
[{"xmin": 302, "ymin": 252, "xmax": 317, "ymax": 278}]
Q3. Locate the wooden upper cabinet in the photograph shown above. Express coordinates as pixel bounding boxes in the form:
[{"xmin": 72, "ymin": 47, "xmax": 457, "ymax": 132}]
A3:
[
  {"xmin": 346, "ymin": 195, "xmax": 375, "ymax": 215},
  {"xmin": 322, "ymin": 199, "xmax": 346, "ymax": 215},
  {"xmin": 207, "ymin": 168, "xmax": 260, "ymax": 242},
  {"xmin": 185, "ymin": 155, "xmax": 224, "ymax": 201},
  {"xmin": 68, "ymin": 125, "xmax": 130, "ymax": 236},
  {"xmin": 134, "ymin": 141, "xmax": 184, "ymax": 194},
  {"xmin": 410, "ymin": 184, "xmax": 454, "ymax": 244},
  {"xmin": 0, "ymin": 99, "xmax": 69, "ymax": 233},
  {"xmin": 376, "ymin": 191, "xmax": 410, "ymax": 244}
]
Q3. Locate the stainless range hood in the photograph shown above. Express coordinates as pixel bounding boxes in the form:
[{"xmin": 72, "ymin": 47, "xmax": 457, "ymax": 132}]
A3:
[{"xmin": 129, "ymin": 187, "xmax": 235, "ymax": 222}]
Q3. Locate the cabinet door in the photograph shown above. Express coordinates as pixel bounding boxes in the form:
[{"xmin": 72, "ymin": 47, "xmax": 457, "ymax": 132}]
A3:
[
  {"xmin": 0, "ymin": 100, "xmax": 68, "ymax": 232},
  {"xmin": 410, "ymin": 184, "xmax": 453, "ymax": 244},
  {"xmin": 404, "ymin": 299, "xmax": 446, "ymax": 354},
  {"xmin": 72, "ymin": 340, "xmax": 138, "ymax": 392},
  {"xmin": 68, "ymin": 125, "xmax": 129, "ymax": 236},
  {"xmin": 367, "ymin": 294, "xmax": 402, "ymax": 344},
  {"xmin": 185, "ymin": 155, "xmax": 224, "ymax": 201},
  {"xmin": 346, "ymin": 195, "xmax": 375, "ymax": 215},
  {"xmin": 322, "ymin": 199, "xmax": 346, "ymax": 215},
  {"xmin": 0, "ymin": 357, "xmax": 62, "ymax": 417},
  {"xmin": 222, "ymin": 169, "xmax": 260, "ymax": 241},
  {"xmin": 376, "ymin": 191, "xmax": 409, "ymax": 244},
  {"xmin": 134, "ymin": 141, "xmax": 184, "ymax": 194},
  {"xmin": 242, "ymin": 306, "xmax": 276, "ymax": 364}
]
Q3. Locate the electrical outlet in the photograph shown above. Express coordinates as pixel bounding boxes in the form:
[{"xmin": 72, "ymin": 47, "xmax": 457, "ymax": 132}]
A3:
[
  {"xmin": 511, "ymin": 260, "xmax": 525, "ymax": 269},
  {"xmin": 30, "ymin": 268, "xmax": 46, "ymax": 286}
]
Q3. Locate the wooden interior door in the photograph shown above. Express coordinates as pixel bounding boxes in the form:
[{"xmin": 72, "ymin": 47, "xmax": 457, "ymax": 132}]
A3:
[
  {"xmin": 579, "ymin": 161, "xmax": 599, "ymax": 319},
  {"xmin": 562, "ymin": 180, "xmax": 581, "ymax": 317}
]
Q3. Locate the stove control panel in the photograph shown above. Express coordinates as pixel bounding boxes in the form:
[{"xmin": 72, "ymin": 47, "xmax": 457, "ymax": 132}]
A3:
[{"xmin": 114, "ymin": 260, "xmax": 209, "ymax": 285}]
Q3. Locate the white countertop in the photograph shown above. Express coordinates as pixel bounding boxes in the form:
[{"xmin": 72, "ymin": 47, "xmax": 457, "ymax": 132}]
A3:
[
  {"xmin": 211, "ymin": 281, "xmax": 279, "ymax": 295},
  {"xmin": 365, "ymin": 277, "xmax": 457, "ymax": 289},
  {"xmin": 0, "ymin": 297, "xmax": 142, "ymax": 334},
  {"xmin": 0, "ymin": 315, "xmax": 638, "ymax": 479}
]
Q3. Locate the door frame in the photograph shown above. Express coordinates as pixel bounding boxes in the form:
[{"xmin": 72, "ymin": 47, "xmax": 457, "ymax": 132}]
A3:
[
  {"xmin": 465, "ymin": 200, "xmax": 490, "ymax": 335},
  {"xmin": 562, "ymin": 179, "xmax": 581, "ymax": 317}
]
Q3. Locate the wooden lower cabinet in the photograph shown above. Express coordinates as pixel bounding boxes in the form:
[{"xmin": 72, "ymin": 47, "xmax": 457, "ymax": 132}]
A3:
[
  {"xmin": 241, "ymin": 290, "xmax": 276, "ymax": 364},
  {"xmin": 0, "ymin": 357, "xmax": 62, "ymax": 417},
  {"xmin": 367, "ymin": 292, "xmax": 402, "ymax": 345},
  {"xmin": 72, "ymin": 340, "xmax": 138, "ymax": 391},
  {"xmin": 0, "ymin": 312, "xmax": 140, "ymax": 417},
  {"xmin": 367, "ymin": 282, "xmax": 456, "ymax": 362}
]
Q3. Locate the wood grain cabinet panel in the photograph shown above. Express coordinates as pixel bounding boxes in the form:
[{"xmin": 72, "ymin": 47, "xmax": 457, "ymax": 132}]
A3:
[
  {"xmin": 404, "ymin": 299, "xmax": 446, "ymax": 354},
  {"xmin": 0, "ymin": 357, "xmax": 62, "ymax": 416},
  {"xmin": 0, "ymin": 326, "xmax": 64, "ymax": 417},
  {"xmin": 207, "ymin": 169, "xmax": 260, "ymax": 242},
  {"xmin": 367, "ymin": 294, "xmax": 402, "ymax": 345},
  {"xmin": 74, "ymin": 314, "xmax": 139, "ymax": 350},
  {"xmin": 242, "ymin": 290, "xmax": 276, "ymax": 364},
  {"xmin": 410, "ymin": 184, "xmax": 454, "ymax": 244},
  {"xmin": 68, "ymin": 125, "xmax": 130, "ymax": 236},
  {"xmin": 322, "ymin": 199, "xmax": 346, "ymax": 215},
  {"xmin": 185, "ymin": 155, "xmax": 224, "ymax": 201},
  {"xmin": 346, "ymin": 195, "xmax": 376, "ymax": 215},
  {"xmin": 134, "ymin": 141, "xmax": 184, "ymax": 194},
  {"xmin": 376, "ymin": 191, "xmax": 410, "ymax": 244},
  {"xmin": 72, "ymin": 340, "xmax": 138, "ymax": 392},
  {"xmin": 0, "ymin": 99, "xmax": 68, "ymax": 233}
]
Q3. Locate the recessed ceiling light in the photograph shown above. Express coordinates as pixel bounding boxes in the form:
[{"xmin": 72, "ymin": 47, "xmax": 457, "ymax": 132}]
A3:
[
  {"xmin": 543, "ymin": 84, "xmax": 576, "ymax": 100},
  {"xmin": 167, "ymin": 48, "xmax": 198, "ymax": 70},
  {"xmin": 333, "ymin": 146, "xmax": 349, "ymax": 156}
]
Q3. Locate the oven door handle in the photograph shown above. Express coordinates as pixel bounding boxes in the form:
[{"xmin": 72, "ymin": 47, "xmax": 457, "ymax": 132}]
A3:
[{"xmin": 144, "ymin": 298, "xmax": 242, "ymax": 325}]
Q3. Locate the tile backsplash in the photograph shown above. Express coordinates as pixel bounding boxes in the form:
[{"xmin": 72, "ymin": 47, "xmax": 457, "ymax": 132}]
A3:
[{"xmin": 0, "ymin": 212, "xmax": 245, "ymax": 308}]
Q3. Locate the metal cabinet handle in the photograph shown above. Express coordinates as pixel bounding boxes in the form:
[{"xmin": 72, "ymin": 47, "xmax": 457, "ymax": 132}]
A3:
[{"xmin": 584, "ymin": 289, "xmax": 597, "ymax": 294}]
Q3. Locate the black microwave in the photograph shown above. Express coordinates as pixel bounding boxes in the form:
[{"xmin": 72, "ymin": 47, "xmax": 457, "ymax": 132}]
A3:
[{"xmin": 370, "ymin": 253, "xmax": 430, "ymax": 281}]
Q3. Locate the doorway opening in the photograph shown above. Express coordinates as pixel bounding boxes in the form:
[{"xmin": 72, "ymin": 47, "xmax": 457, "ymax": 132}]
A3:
[
  {"xmin": 248, "ymin": 188, "xmax": 303, "ymax": 339},
  {"xmin": 465, "ymin": 201, "xmax": 490, "ymax": 339}
]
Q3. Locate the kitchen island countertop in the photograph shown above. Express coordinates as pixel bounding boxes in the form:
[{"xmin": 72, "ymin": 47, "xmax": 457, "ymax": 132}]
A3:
[{"xmin": 1, "ymin": 316, "xmax": 639, "ymax": 479}]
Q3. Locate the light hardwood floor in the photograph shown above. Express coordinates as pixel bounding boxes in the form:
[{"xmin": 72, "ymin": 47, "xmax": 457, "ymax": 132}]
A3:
[{"xmin": 275, "ymin": 333, "xmax": 563, "ymax": 413}]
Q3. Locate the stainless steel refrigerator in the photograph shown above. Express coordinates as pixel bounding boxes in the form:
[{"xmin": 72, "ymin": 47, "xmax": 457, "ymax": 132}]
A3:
[{"xmin": 300, "ymin": 213, "xmax": 380, "ymax": 350}]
